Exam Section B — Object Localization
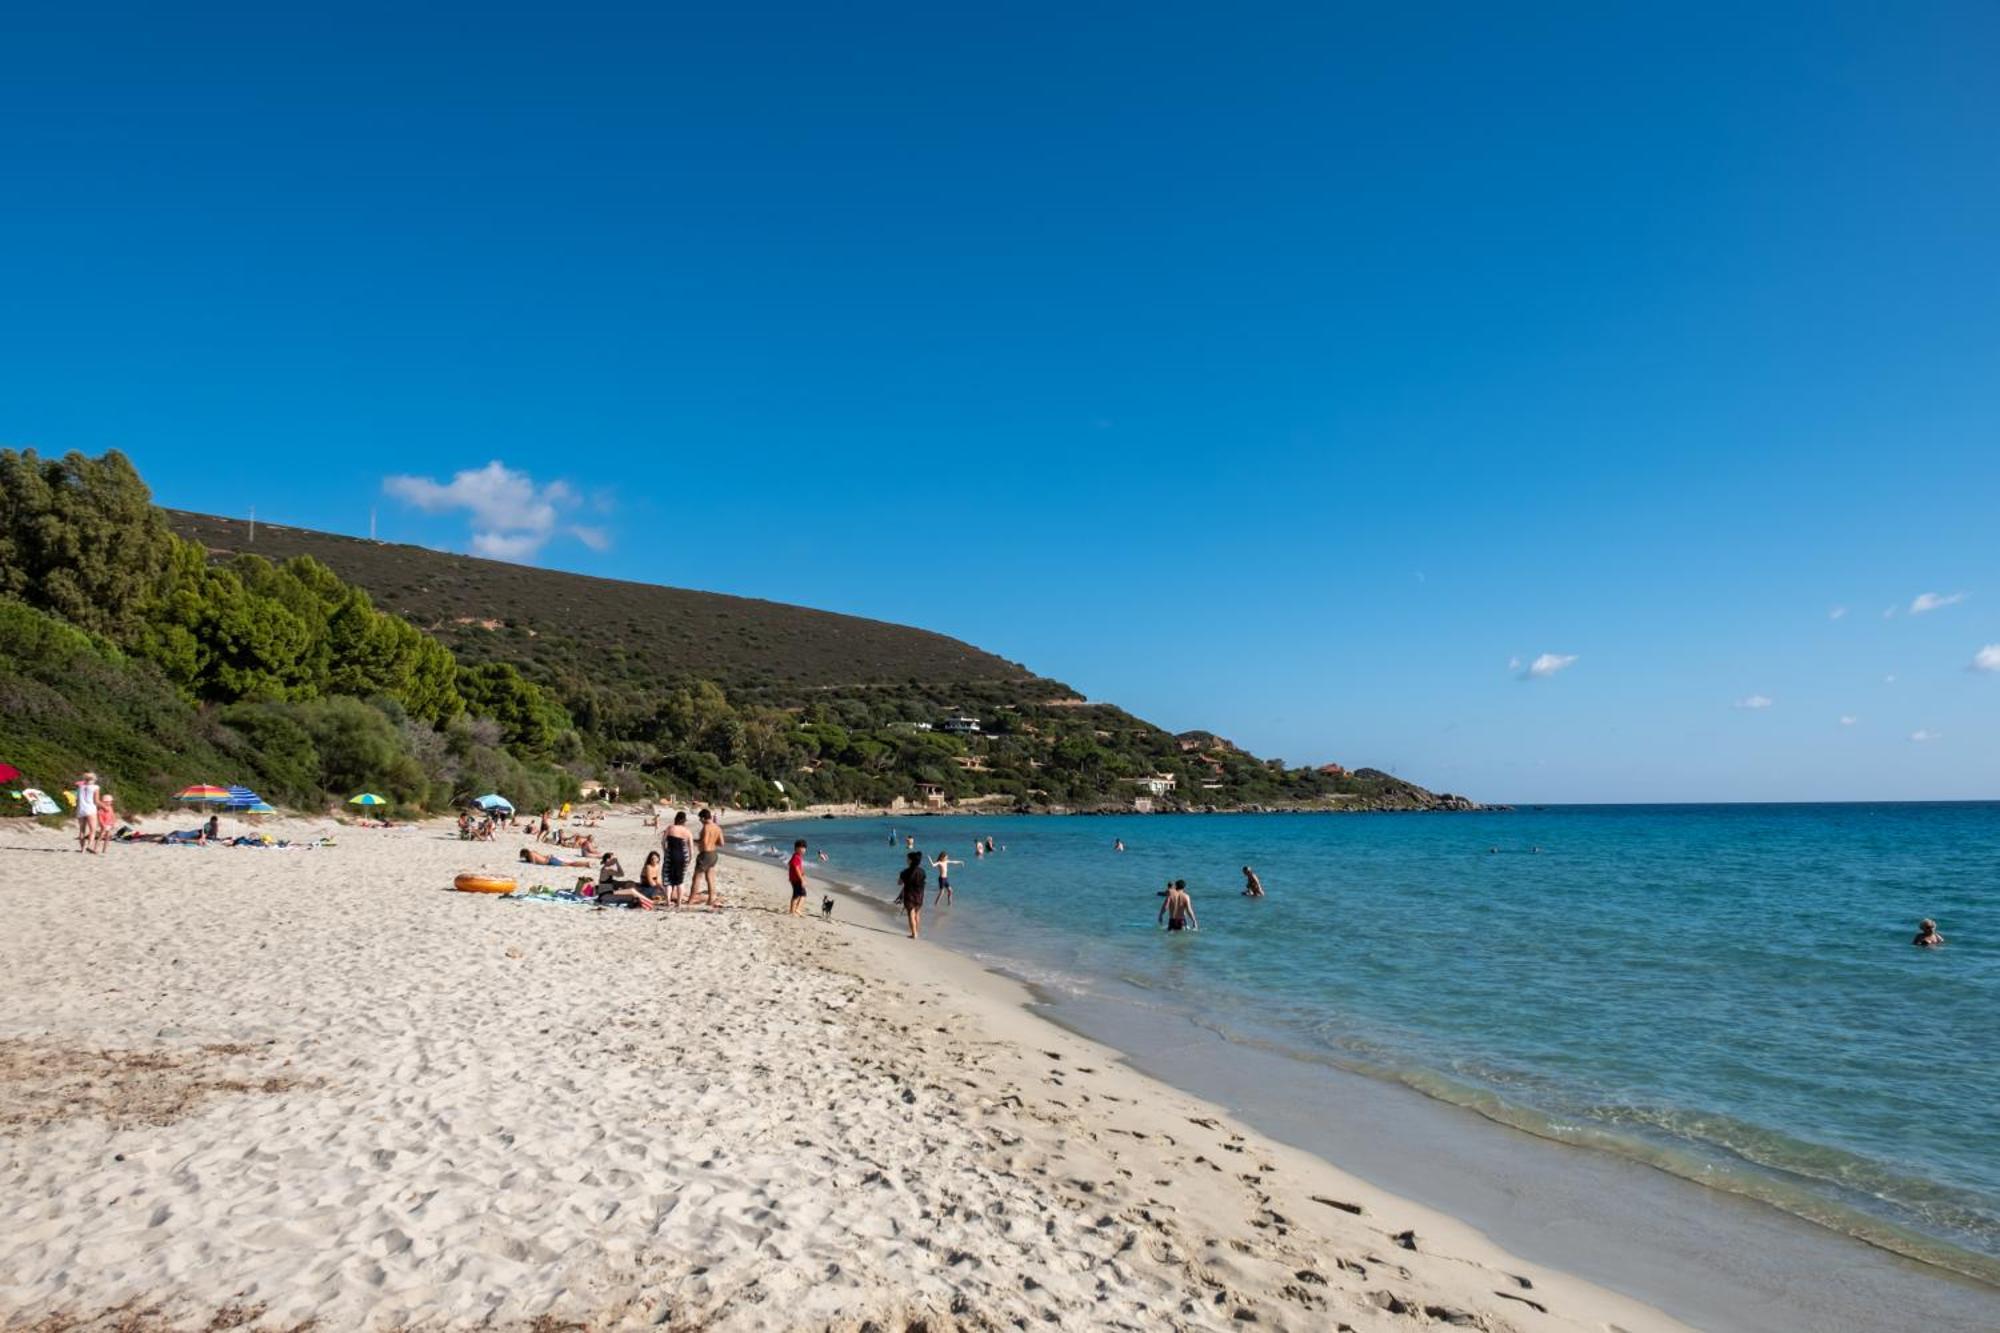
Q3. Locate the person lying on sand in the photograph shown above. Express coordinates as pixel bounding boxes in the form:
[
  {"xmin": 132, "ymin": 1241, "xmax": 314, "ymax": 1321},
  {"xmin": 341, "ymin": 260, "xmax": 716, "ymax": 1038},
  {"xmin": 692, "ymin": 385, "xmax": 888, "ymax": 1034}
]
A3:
[
  {"xmin": 519, "ymin": 846, "xmax": 594, "ymax": 868},
  {"xmin": 1913, "ymin": 918, "xmax": 1945, "ymax": 948}
]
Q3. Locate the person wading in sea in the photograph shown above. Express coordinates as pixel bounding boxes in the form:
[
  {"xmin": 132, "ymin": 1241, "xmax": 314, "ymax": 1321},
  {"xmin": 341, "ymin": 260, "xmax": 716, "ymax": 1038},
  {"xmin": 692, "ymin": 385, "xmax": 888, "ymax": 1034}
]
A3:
[
  {"xmin": 1159, "ymin": 879, "xmax": 1197, "ymax": 932},
  {"xmin": 1241, "ymin": 866, "xmax": 1264, "ymax": 897}
]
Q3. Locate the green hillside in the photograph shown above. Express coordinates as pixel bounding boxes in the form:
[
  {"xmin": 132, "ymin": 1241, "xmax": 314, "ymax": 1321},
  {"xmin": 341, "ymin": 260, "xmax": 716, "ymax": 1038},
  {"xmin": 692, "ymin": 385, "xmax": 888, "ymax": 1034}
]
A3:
[
  {"xmin": 165, "ymin": 511, "xmax": 1041, "ymax": 703},
  {"xmin": 1, "ymin": 449, "xmax": 1475, "ymax": 814}
]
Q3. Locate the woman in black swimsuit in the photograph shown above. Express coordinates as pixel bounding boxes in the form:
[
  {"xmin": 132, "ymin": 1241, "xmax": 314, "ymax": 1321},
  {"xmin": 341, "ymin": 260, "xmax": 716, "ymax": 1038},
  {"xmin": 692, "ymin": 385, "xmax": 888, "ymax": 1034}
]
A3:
[
  {"xmin": 662, "ymin": 811, "xmax": 692, "ymax": 906},
  {"xmin": 897, "ymin": 851, "xmax": 927, "ymax": 939}
]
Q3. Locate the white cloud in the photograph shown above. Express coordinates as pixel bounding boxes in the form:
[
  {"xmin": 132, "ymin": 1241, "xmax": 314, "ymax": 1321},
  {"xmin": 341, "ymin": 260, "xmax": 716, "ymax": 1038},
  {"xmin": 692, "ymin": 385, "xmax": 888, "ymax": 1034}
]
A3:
[
  {"xmin": 1839, "ymin": 715, "xmax": 1858, "ymax": 726},
  {"xmin": 1734, "ymin": 694, "xmax": 1774, "ymax": 710},
  {"xmin": 1828, "ymin": 605, "xmax": 1847, "ymax": 620},
  {"xmin": 1971, "ymin": 645, "xmax": 2000, "ymax": 673},
  {"xmin": 1515, "ymin": 652, "xmax": 1577, "ymax": 681},
  {"xmin": 1882, "ymin": 606, "xmax": 1898, "ymax": 620},
  {"xmin": 1909, "ymin": 729, "xmax": 1940, "ymax": 743},
  {"xmin": 383, "ymin": 462, "xmax": 602, "ymax": 563},
  {"xmin": 1909, "ymin": 591, "xmax": 1967, "ymax": 615},
  {"xmin": 1883, "ymin": 674, "xmax": 1896, "ymax": 685}
]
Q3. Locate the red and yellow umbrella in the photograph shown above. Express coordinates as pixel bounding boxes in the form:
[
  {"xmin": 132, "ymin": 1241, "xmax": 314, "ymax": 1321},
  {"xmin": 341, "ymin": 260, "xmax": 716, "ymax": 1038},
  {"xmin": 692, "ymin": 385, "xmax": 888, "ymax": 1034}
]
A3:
[{"xmin": 174, "ymin": 785, "xmax": 233, "ymax": 804}]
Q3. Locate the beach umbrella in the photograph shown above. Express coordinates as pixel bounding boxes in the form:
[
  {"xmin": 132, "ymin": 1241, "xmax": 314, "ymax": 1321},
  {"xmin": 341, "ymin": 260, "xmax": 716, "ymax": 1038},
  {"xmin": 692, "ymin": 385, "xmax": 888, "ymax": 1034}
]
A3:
[
  {"xmin": 0, "ymin": 762, "xmax": 19, "ymax": 785},
  {"xmin": 473, "ymin": 793, "xmax": 514, "ymax": 812},
  {"xmin": 245, "ymin": 800, "xmax": 278, "ymax": 815},
  {"xmin": 222, "ymin": 784, "xmax": 263, "ymax": 808},
  {"xmin": 175, "ymin": 784, "xmax": 233, "ymax": 805},
  {"xmin": 348, "ymin": 793, "xmax": 388, "ymax": 808}
]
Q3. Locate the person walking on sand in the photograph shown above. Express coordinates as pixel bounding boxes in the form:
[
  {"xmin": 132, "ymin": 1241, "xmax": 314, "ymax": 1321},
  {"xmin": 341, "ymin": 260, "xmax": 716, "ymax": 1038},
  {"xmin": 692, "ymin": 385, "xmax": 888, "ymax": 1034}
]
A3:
[
  {"xmin": 1159, "ymin": 879, "xmax": 1197, "ymax": 932},
  {"xmin": 690, "ymin": 808, "xmax": 725, "ymax": 907},
  {"xmin": 662, "ymin": 811, "xmax": 693, "ymax": 907},
  {"xmin": 787, "ymin": 839, "xmax": 809, "ymax": 915},
  {"xmin": 931, "ymin": 850, "xmax": 962, "ymax": 905},
  {"xmin": 897, "ymin": 851, "xmax": 928, "ymax": 938},
  {"xmin": 1241, "ymin": 866, "xmax": 1264, "ymax": 898},
  {"xmin": 73, "ymin": 772, "xmax": 100, "ymax": 854}
]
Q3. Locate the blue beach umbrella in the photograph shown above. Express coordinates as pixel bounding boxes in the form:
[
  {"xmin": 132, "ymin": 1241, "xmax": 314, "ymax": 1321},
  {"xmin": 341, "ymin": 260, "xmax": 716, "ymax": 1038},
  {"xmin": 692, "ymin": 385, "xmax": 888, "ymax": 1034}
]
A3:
[
  {"xmin": 223, "ymin": 784, "xmax": 263, "ymax": 809},
  {"xmin": 473, "ymin": 793, "xmax": 514, "ymax": 812},
  {"xmin": 348, "ymin": 793, "xmax": 388, "ymax": 808},
  {"xmin": 244, "ymin": 800, "xmax": 278, "ymax": 815}
]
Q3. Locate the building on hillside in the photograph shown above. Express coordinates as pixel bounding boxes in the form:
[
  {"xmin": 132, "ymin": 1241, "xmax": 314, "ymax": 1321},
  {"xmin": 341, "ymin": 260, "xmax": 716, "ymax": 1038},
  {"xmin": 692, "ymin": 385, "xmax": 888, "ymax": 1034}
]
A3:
[
  {"xmin": 1318, "ymin": 763, "xmax": 1347, "ymax": 778},
  {"xmin": 1133, "ymin": 796, "xmax": 1155, "ymax": 814},
  {"xmin": 937, "ymin": 715, "xmax": 981, "ymax": 735},
  {"xmin": 1129, "ymin": 774, "xmax": 1177, "ymax": 797},
  {"xmin": 952, "ymin": 755, "xmax": 988, "ymax": 772},
  {"xmin": 916, "ymin": 783, "xmax": 947, "ymax": 809}
]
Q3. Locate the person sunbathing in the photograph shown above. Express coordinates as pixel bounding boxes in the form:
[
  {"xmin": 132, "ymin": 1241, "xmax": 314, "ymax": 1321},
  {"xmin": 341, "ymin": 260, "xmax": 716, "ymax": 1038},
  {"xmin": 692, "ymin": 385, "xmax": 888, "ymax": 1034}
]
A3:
[
  {"xmin": 519, "ymin": 846, "xmax": 594, "ymax": 867},
  {"xmin": 591, "ymin": 854, "xmax": 659, "ymax": 910}
]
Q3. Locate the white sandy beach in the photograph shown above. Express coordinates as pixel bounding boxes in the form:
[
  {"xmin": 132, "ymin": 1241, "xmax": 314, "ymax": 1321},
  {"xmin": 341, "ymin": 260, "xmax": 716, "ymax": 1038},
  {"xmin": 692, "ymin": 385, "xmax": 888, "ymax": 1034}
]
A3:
[{"xmin": 0, "ymin": 810, "xmax": 1683, "ymax": 1331}]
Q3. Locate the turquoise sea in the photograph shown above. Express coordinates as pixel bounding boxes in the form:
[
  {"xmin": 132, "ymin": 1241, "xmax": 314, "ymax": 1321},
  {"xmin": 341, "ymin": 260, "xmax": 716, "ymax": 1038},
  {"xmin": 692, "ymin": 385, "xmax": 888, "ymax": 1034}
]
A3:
[{"xmin": 748, "ymin": 805, "xmax": 1999, "ymax": 1287}]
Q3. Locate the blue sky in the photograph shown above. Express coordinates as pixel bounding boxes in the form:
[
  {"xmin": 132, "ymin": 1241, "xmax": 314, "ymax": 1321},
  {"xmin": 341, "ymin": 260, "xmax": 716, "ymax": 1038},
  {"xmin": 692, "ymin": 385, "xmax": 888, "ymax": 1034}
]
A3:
[{"xmin": 4, "ymin": 2, "xmax": 1996, "ymax": 802}]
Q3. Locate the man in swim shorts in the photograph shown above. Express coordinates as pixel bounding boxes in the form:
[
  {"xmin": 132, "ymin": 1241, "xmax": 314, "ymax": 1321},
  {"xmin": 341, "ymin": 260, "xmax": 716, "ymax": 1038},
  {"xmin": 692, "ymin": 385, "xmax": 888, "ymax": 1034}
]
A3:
[
  {"xmin": 931, "ymin": 850, "xmax": 960, "ymax": 905},
  {"xmin": 1158, "ymin": 880, "xmax": 1197, "ymax": 932},
  {"xmin": 690, "ymin": 808, "xmax": 725, "ymax": 907}
]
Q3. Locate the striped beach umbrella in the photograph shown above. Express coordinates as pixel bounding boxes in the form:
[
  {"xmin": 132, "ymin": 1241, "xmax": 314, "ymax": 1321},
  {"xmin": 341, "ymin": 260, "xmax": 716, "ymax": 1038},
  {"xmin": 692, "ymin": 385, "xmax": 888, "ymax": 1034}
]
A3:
[
  {"xmin": 223, "ymin": 784, "xmax": 263, "ymax": 809},
  {"xmin": 348, "ymin": 793, "xmax": 388, "ymax": 807},
  {"xmin": 175, "ymin": 784, "xmax": 233, "ymax": 804},
  {"xmin": 244, "ymin": 800, "xmax": 278, "ymax": 815}
]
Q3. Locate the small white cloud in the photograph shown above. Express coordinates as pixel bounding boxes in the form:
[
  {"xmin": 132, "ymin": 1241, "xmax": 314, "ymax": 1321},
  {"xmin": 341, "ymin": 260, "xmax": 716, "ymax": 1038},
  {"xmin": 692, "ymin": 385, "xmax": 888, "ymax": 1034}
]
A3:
[
  {"xmin": 1734, "ymin": 694, "xmax": 1774, "ymax": 710},
  {"xmin": 1828, "ymin": 605, "xmax": 1847, "ymax": 620},
  {"xmin": 1517, "ymin": 652, "xmax": 1578, "ymax": 681},
  {"xmin": 1909, "ymin": 729, "xmax": 1940, "ymax": 743},
  {"xmin": 383, "ymin": 461, "xmax": 601, "ymax": 564},
  {"xmin": 1883, "ymin": 606, "xmax": 1898, "ymax": 619},
  {"xmin": 1839, "ymin": 715, "xmax": 1858, "ymax": 726},
  {"xmin": 1971, "ymin": 645, "xmax": 2000, "ymax": 673},
  {"xmin": 1883, "ymin": 674, "xmax": 1897, "ymax": 685},
  {"xmin": 1910, "ymin": 591, "xmax": 1967, "ymax": 615}
]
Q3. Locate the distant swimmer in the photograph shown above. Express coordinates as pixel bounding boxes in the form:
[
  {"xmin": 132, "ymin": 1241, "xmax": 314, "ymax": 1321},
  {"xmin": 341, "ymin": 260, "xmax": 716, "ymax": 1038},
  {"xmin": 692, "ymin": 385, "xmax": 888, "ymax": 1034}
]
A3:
[
  {"xmin": 1913, "ymin": 919, "xmax": 1945, "ymax": 948},
  {"xmin": 1114, "ymin": 839, "xmax": 1125, "ymax": 852},
  {"xmin": 906, "ymin": 835, "xmax": 916, "ymax": 850},
  {"xmin": 1159, "ymin": 879, "xmax": 1197, "ymax": 932},
  {"xmin": 1241, "ymin": 865, "xmax": 1264, "ymax": 897},
  {"xmin": 985, "ymin": 836, "xmax": 996, "ymax": 853}
]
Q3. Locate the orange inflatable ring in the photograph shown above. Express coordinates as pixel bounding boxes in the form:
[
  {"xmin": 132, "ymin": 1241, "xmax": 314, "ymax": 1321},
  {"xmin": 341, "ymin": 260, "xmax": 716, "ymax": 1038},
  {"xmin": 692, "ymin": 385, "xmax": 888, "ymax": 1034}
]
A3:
[{"xmin": 453, "ymin": 873, "xmax": 517, "ymax": 894}]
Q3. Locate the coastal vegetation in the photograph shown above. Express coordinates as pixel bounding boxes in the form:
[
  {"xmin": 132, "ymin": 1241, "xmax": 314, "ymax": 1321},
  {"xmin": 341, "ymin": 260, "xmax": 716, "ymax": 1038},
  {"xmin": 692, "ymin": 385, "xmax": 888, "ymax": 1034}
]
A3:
[{"xmin": 2, "ymin": 448, "xmax": 1471, "ymax": 815}]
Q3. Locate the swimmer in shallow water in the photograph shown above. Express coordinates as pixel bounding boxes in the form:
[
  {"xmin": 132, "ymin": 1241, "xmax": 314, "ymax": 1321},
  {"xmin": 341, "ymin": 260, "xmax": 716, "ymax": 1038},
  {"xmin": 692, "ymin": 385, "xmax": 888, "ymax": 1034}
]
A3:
[
  {"xmin": 1241, "ymin": 865, "xmax": 1264, "ymax": 898},
  {"xmin": 1158, "ymin": 879, "xmax": 1197, "ymax": 932},
  {"xmin": 1913, "ymin": 918, "xmax": 1945, "ymax": 948}
]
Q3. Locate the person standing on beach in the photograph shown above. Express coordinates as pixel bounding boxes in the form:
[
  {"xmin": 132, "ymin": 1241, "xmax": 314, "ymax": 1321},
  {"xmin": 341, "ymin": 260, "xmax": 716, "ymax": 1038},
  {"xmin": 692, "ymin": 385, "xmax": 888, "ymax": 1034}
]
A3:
[
  {"xmin": 1241, "ymin": 866, "xmax": 1264, "ymax": 897},
  {"xmin": 1159, "ymin": 880, "xmax": 1197, "ymax": 932},
  {"xmin": 73, "ymin": 772, "xmax": 99, "ymax": 854},
  {"xmin": 94, "ymin": 792, "xmax": 117, "ymax": 853},
  {"xmin": 931, "ymin": 850, "xmax": 961, "ymax": 905},
  {"xmin": 690, "ymin": 808, "xmax": 725, "ymax": 907},
  {"xmin": 662, "ymin": 811, "xmax": 693, "ymax": 907},
  {"xmin": 787, "ymin": 839, "xmax": 809, "ymax": 915},
  {"xmin": 897, "ymin": 851, "xmax": 927, "ymax": 938}
]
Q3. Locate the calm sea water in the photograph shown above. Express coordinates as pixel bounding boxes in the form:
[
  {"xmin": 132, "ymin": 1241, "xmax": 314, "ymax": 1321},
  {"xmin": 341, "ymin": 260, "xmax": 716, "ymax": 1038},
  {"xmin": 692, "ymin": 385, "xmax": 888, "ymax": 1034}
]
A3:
[{"xmin": 748, "ymin": 805, "xmax": 2000, "ymax": 1285}]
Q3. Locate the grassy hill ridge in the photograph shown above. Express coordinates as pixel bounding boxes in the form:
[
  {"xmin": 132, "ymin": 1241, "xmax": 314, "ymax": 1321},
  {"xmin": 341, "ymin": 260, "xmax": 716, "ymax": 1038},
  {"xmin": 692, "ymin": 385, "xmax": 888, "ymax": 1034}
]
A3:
[{"xmin": 165, "ymin": 511, "xmax": 1044, "ymax": 700}]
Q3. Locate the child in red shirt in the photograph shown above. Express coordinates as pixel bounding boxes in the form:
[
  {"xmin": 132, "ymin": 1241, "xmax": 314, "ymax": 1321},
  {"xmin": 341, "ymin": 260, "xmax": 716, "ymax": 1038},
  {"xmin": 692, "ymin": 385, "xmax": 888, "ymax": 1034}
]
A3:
[{"xmin": 787, "ymin": 840, "xmax": 808, "ymax": 916}]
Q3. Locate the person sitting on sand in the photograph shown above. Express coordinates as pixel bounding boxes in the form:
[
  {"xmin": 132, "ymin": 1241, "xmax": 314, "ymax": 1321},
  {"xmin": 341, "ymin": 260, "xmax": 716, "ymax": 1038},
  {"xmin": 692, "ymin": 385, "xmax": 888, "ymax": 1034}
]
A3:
[
  {"xmin": 1241, "ymin": 866, "xmax": 1264, "ymax": 898},
  {"xmin": 519, "ymin": 846, "xmax": 592, "ymax": 868},
  {"xmin": 593, "ymin": 854, "xmax": 660, "ymax": 909},
  {"xmin": 897, "ymin": 850, "xmax": 927, "ymax": 939},
  {"xmin": 1913, "ymin": 918, "xmax": 1945, "ymax": 948},
  {"xmin": 1159, "ymin": 880, "xmax": 1197, "ymax": 933}
]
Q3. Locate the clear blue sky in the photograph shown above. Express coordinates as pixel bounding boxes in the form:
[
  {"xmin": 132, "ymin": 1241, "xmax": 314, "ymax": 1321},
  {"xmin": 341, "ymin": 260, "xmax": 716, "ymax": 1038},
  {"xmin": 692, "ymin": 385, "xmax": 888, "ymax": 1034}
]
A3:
[{"xmin": 4, "ymin": 3, "xmax": 1996, "ymax": 802}]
